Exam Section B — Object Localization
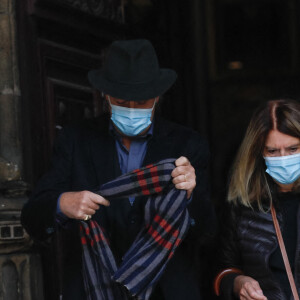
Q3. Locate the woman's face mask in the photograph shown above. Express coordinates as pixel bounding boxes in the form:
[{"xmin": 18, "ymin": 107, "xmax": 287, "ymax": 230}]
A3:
[
  {"xmin": 263, "ymin": 130, "xmax": 300, "ymax": 185},
  {"xmin": 264, "ymin": 153, "xmax": 300, "ymax": 184}
]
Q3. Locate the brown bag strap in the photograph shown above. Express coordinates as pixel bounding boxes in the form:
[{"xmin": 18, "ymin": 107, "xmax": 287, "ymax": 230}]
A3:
[{"xmin": 271, "ymin": 204, "xmax": 299, "ymax": 300}]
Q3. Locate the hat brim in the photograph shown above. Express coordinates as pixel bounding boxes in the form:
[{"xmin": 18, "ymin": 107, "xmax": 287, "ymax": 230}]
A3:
[{"xmin": 88, "ymin": 69, "xmax": 177, "ymax": 101}]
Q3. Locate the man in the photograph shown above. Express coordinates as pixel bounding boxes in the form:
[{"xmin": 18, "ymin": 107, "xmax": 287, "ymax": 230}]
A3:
[{"xmin": 21, "ymin": 39, "xmax": 214, "ymax": 300}]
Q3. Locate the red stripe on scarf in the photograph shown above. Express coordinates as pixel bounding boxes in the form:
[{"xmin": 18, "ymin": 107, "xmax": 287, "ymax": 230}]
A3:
[
  {"xmin": 85, "ymin": 226, "xmax": 90, "ymax": 235},
  {"xmin": 134, "ymin": 166, "xmax": 153, "ymax": 195},
  {"xmin": 174, "ymin": 238, "xmax": 181, "ymax": 246},
  {"xmin": 167, "ymin": 238, "xmax": 182, "ymax": 259},
  {"xmin": 147, "ymin": 225, "xmax": 173, "ymax": 250},
  {"xmin": 134, "ymin": 164, "xmax": 164, "ymax": 195},
  {"xmin": 154, "ymin": 215, "xmax": 180, "ymax": 239},
  {"xmin": 149, "ymin": 166, "xmax": 163, "ymax": 193},
  {"xmin": 89, "ymin": 221, "xmax": 109, "ymax": 244},
  {"xmin": 94, "ymin": 232, "xmax": 108, "ymax": 243}
]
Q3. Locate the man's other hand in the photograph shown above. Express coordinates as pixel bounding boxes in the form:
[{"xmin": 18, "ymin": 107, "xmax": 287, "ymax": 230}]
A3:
[
  {"xmin": 171, "ymin": 156, "xmax": 196, "ymax": 199},
  {"xmin": 59, "ymin": 191, "xmax": 110, "ymax": 220}
]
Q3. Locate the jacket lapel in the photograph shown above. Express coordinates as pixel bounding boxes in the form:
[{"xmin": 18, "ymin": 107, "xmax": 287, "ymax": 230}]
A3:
[
  {"xmin": 89, "ymin": 118, "xmax": 122, "ymax": 187},
  {"xmin": 143, "ymin": 116, "xmax": 175, "ymax": 165}
]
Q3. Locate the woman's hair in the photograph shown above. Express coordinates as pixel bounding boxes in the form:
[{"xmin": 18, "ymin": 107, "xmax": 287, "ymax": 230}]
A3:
[{"xmin": 228, "ymin": 99, "xmax": 300, "ymax": 209}]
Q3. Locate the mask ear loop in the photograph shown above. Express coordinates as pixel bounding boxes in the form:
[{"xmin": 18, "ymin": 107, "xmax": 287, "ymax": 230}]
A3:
[
  {"xmin": 152, "ymin": 97, "xmax": 158, "ymax": 109},
  {"xmin": 107, "ymin": 95, "xmax": 112, "ymax": 106}
]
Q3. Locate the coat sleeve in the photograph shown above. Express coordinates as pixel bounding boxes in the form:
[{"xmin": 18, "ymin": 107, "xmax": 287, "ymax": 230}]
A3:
[
  {"xmin": 184, "ymin": 134, "xmax": 216, "ymax": 239},
  {"xmin": 21, "ymin": 128, "xmax": 75, "ymax": 240},
  {"xmin": 215, "ymin": 203, "xmax": 243, "ymax": 300}
]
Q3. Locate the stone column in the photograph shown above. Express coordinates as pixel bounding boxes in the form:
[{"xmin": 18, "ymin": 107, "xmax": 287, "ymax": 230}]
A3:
[
  {"xmin": 0, "ymin": 0, "xmax": 22, "ymax": 183},
  {"xmin": 0, "ymin": 1, "xmax": 44, "ymax": 299}
]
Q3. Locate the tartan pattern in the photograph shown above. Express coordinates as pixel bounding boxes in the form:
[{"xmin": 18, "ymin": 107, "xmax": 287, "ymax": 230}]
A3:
[{"xmin": 79, "ymin": 158, "xmax": 190, "ymax": 300}]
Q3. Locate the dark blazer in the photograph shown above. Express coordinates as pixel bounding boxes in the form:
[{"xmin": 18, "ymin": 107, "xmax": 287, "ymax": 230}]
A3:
[{"xmin": 21, "ymin": 114, "xmax": 215, "ymax": 300}]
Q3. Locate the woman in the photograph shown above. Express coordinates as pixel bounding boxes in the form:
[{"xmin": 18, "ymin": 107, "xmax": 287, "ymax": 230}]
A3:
[{"xmin": 214, "ymin": 99, "xmax": 300, "ymax": 300}]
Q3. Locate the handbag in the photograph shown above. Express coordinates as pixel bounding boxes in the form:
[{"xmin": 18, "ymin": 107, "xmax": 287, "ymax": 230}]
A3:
[{"xmin": 271, "ymin": 204, "xmax": 300, "ymax": 300}]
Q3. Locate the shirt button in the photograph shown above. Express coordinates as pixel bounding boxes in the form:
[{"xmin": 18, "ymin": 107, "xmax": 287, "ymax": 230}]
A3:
[{"xmin": 46, "ymin": 227, "xmax": 54, "ymax": 234}]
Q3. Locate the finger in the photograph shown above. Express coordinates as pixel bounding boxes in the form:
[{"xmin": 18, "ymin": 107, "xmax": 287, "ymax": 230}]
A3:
[
  {"xmin": 240, "ymin": 288, "xmax": 254, "ymax": 300},
  {"xmin": 171, "ymin": 165, "xmax": 189, "ymax": 178},
  {"xmin": 251, "ymin": 282, "xmax": 267, "ymax": 300},
  {"xmin": 84, "ymin": 208, "xmax": 96, "ymax": 216},
  {"xmin": 89, "ymin": 193, "xmax": 110, "ymax": 206},
  {"xmin": 252, "ymin": 282, "xmax": 264, "ymax": 296},
  {"xmin": 244, "ymin": 284, "xmax": 266, "ymax": 300},
  {"xmin": 174, "ymin": 182, "xmax": 186, "ymax": 190},
  {"xmin": 174, "ymin": 182, "xmax": 194, "ymax": 190},
  {"xmin": 172, "ymin": 163, "xmax": 195, "ymax": 177},
  {"xmin": 173, "ymin": 172, "xmax": 196, "ymax": 186},
  {"xmin": 253, "ymin": 289, "xmax": 266, "ymax": 299},
  {"xmin": 76, "ymin": 205, "xmax": 96, "ymax": 219},
  {"xmin": 86, "ymin": 200, "xmax": 100, "ymax": 211},
  {"xmin": 80, "ymin": 213, "xmax": 92, "ymax": 221},
  {"xmin": 73, "ymin": 210, "xmax": 93, "ymax": 220},
  {"xmin": 172, "ymin": 174, "xmax": 187, "ymax": 185},
  {"xmin": 175, "ymin": 156, "xmax": 190, "ymax": 167}
]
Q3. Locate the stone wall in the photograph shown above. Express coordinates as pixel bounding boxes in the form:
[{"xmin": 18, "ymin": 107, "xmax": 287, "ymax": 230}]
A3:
[
  {"xmin": 0, "ymin": 0, "xmax": 22, "ymax": 182},
  {"xmin": 0, "ymin": 1, "xmax": 44, "ymax": 299}
]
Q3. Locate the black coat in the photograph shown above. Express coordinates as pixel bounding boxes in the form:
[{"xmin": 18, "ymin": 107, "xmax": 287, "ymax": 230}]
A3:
[
  {"xmin": 218, "ymin": 199, "xmax": 300, "ymax": 300},
  {"xmin": 21, "ymin": 115, "xmax": 215, "ymax": 300}
]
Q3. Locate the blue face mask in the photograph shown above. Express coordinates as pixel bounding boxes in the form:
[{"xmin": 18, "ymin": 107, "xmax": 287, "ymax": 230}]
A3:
[
  {"xmin": 109, "ymin": 98, "xmax": 156, "ymax": 137},
  {"xmin": 264, "ymin": 153, "xmax": 300, "ymax": 185}
]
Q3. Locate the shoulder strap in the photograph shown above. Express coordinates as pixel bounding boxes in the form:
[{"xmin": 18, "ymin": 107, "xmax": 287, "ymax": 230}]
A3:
[{"xmin": 271, "ymin": 204, "xmax": 299, "ymax": 300}]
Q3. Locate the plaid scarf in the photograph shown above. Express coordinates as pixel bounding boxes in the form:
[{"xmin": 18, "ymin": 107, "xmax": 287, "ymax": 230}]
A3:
[{"xmin": 79, "ymin": 158, "xmax": 190, "ymax": 300}]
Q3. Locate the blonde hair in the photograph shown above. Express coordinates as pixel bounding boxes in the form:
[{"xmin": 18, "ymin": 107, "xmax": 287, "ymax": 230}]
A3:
[{"xmin": 228, "ymin": 99, "xmax": 300, "ymax": 209}]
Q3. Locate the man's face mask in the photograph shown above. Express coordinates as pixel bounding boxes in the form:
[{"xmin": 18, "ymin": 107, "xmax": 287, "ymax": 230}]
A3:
[
  {"xmin": 264, "ymin": 153, "xmax": 300, "ymax": 185},
  {"xmin": 108, "ymin": 97, "xmax": 156, "ymax": 137}
]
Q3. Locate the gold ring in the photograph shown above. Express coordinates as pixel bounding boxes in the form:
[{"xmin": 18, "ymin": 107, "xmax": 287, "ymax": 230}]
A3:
[{"xmin": 84, "ymin": 214, "xmax": 91, "ymax": 221}]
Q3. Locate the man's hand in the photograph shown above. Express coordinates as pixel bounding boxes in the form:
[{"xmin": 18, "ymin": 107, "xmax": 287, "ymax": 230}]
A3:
[
  {"xmin": 59, "ymin": 191, "xmax": 110, "ymax": 220},
  {"xmin": 234, "ymin": 275, "xmax": 267, "ymax": 300},
  {"xmin": 171, "ymin": 156, "xmax": 196, "ymax": 199}
]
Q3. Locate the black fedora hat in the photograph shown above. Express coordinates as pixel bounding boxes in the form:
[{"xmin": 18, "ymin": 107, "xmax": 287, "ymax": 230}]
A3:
[{"xmin": 88, "ymin": 39, "xmax": 177, "ymax": 101}]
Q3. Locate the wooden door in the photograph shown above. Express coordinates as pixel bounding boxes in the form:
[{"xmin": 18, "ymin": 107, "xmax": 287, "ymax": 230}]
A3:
[
  {"xmin": 15, "ymin": 1, "xmax": 127, "ymax": 298},
  {"xmin": 16, "ymin": 0, "xmax": 127, "ymax": 185}
]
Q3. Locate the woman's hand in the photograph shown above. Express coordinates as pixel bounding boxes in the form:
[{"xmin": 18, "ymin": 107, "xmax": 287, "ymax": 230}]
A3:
[
  {"xmin": 171, "ymin": 156, "xmax": 196, "ymax": 199},
  {"xmin": 234, "ymin": 275, "xmax": 267, "ymax": 300}
]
